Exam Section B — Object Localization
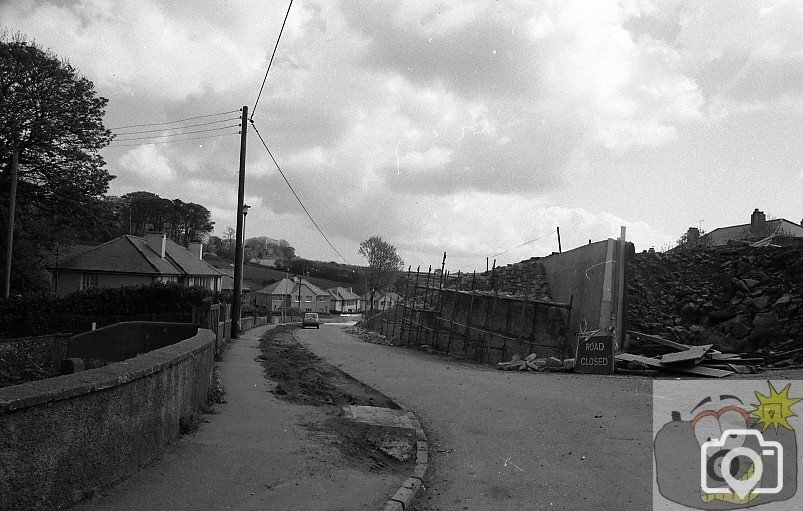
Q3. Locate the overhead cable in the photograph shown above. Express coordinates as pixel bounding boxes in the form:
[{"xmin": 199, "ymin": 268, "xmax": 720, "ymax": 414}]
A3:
[
  {"xmin": 107, "ymin": 131, "xmax": 241, "ymax": 147},
  {"xmin": 457, "ymin": 230, "xmax": 557, "ymax": 271},
  {"xmin": 250, "ymin": 121, "xmax": 351, "ymax": 265},
  {"xmin": 113, "ymin": 124, "xmax": 240, "ymax": 141},
  {"xmin": 113, "ymin": 117, "xmax": 241, "ymax": 135},
  {"xmin": 108, "ymin": 109, "xmax": 241, "ymax": 130},
  {"xmin": 251, "ymin": 0, "xmax": 294, "ymax": 121}
]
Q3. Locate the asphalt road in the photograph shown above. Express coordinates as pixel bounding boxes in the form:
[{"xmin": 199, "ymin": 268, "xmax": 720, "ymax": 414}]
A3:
[{"xmin": 297, "ymin": 325, "xmax": 654, "ymax": 511}]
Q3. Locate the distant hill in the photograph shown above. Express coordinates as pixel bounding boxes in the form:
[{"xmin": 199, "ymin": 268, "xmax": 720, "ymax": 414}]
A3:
[{"xmin": 204, "ymin": 255, "xmax": 357, "ymax": 292}]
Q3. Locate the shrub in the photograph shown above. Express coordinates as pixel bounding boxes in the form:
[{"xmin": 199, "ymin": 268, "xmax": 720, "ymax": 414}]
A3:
[{"xmin": 0, "ymin": 283, "xmax": 219, "ymax": 338}]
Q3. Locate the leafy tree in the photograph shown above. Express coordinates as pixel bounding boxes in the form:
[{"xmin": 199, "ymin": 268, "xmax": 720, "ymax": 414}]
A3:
[
  {"xmin": 358, "ymin": 236, "xmax": 404, "ymax": 311},
  {"xmin": 1, "ymin": 35, "xmax": 113, "ymax": 294}
]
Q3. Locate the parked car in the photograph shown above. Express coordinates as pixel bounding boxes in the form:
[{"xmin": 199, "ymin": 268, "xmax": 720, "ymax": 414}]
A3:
[{"xmin": 302, "ymin": 312, "xmax": 320, "ymax": 329}]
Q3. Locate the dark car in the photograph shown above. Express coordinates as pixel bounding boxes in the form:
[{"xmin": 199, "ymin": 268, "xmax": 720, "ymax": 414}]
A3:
[{"xmin": 302, "ymin": 312, "xmax": 320, "ymax": 329}]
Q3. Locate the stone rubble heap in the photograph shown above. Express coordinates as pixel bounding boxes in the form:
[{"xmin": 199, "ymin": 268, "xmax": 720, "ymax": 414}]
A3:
[{"xmin": 627, "ymin": 245, "xmax": 802, "ymax": 353}]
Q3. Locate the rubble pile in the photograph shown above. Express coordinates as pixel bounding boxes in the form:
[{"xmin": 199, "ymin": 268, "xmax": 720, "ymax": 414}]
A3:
[
  {"xmin": 496, "ymin": 353, "xmax": 574, "ymax": 372},
  {"xmin": 447, "ymin": 259, "xmax": 553, "ymax": 301},
  {"xmin": 627, "ymin": 245, "xmax": 803, "ymax": 354}
]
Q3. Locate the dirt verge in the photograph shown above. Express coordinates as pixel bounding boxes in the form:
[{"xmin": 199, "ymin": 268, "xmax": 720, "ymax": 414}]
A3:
[{"xmin": 258, "ymin": 325, "xmax": 414, "ymax": 474}]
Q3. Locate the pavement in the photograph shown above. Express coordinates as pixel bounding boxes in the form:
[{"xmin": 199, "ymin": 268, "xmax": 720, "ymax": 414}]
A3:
[{"xmin": 73, "ymin": 324, "xmax": 402, "ymax": 511}]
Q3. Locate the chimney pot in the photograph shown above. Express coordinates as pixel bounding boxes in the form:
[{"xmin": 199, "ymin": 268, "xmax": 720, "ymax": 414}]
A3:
[{"xmin": 146, "ymin": 232, "xmax": 166, "ymax": 258}]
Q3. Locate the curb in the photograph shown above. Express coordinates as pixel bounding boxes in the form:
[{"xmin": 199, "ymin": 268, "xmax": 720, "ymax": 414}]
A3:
[
  {"xmin": 291, "ymin": 327, "xmax": 429, "ymax": 511},
  {"xmin": 382, "ymin": 413, "xmax": 428, "ymax": 511}
]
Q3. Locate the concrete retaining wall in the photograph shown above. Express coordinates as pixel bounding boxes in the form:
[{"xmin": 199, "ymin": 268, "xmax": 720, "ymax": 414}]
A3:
[
  {"xmin": 538, "ymin": 240, "xmax": 615, "ymax": 337},
  {"xmin": 0, "ymin": 327, "xmax": 215, "ymax": 511}
]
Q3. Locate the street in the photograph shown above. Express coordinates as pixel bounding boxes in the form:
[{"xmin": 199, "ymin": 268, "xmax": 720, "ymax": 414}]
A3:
[{"xmin": 297, "ymin": 325, "xmax": 654, "ymax": 511}]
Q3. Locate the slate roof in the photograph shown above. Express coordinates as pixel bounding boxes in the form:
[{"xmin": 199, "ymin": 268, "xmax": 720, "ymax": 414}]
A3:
[
  {"xmin": 57, "ymin": 235, "xmax": 223, "ymax": 277},
  {"xmin": 704, "ymin": 219, "xmax": 803, "ymax": 246},
  {"xmin": 257, "ymin": 278, "xmax": 329, "ymax": 297},
  {"xmin": 327, "ymin": 287, "xmax": 361, "ymax": 301}
]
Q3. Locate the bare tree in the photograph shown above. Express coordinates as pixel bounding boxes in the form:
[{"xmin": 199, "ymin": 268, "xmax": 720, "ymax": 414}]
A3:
[{"xmin": 359, "ymin": 236, "xmax": 404, "ymax": 312}]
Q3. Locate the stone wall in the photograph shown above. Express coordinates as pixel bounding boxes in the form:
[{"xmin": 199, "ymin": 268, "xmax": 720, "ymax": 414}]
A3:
[
  {"xmin": 627, "ymin": 245, "xmax": 802, "ymax": 351},
  {"xmin": 0, "ymin": 328, "xmax": 215, "ymax": 511}
]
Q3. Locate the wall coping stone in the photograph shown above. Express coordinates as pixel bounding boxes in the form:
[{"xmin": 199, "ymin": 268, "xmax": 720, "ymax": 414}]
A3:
[{"xmin": 0, "ymin": 328, "xmax": 214, "ymax": 413}]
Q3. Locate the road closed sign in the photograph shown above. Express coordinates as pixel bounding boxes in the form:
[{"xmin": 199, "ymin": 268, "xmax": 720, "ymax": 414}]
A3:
[{"xmin": 575, "ymin": 331, "xmax": 614, "ymax": 374}]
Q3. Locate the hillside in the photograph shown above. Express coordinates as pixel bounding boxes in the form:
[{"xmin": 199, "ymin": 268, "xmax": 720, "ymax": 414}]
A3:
[{"xmin": 204, "ymin": 256, "xmax": 358, "ymax": 292}]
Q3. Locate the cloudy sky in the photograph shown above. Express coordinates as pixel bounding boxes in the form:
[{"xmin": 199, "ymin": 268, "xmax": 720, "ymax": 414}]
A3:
[{"xmin": 3, "ymin": 0, "xmax": 803, "ymax": 271}]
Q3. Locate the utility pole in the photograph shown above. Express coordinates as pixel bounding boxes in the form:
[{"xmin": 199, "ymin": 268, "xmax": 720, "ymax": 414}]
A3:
[
  {"xmin": 232, "ymin": 106, "xmax": 248, "ymax": 338},
  {"xmin": 3, "ymin": 148, "xmax": 19, "ymax": 298}
]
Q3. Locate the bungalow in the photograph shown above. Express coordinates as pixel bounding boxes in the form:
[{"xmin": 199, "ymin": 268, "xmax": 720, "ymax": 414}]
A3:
[
  {"xmin": 52, "ymin": 232, "xmax": 224, "ymax": 296},
  {"xmin": 682, "ymin": 209, "xmax": 803, "ymax": 248},
  {"xmin": 362, "ymin": 291, "xmax": 402, "ymax": 311},
  {"xmin": 219, "ymin": 269, "xmax": 258, "ymax": 306},
  {"xmin": 256, "ymin": 277, "xmax": 329, "ymax": 313},
  {"xmin": 327, "ymin": 287, "xmax": 362, "ymax": 313}
]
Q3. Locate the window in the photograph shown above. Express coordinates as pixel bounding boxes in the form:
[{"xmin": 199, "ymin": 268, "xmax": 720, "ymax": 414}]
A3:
[
  {"xmin": 81, "ymin": 273, "xmax": 98, "ymax": 290},
  {"xmin": 305, "ymin": 296, "xmax": 312, "ymax": 303}
]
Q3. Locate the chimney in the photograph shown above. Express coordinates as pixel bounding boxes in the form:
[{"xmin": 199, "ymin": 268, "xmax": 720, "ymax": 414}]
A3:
[
  {"xmin": 686, "ymin": 227, "xmax": 700, "ymax": 242},
  {"xmin": 751, "ymin": 209, "xmax": 766, "ymax": 231},
  {"xmin": 146, "ymin": 232, "xmax": 166, "ymax": 258},
  {"xmin": 188, "ymin": 241, "xmax": 203, "ymax": 259}
]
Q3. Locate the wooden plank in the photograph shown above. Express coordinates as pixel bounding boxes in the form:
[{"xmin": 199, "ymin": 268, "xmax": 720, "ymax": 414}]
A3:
[
  {"xmin": 626, "ymin": 330, "xmax": 691, "ymax": 351},
  {"xmin": 660, "ymin": 344, "xmax": 714, "ymax": 365},
  {"xmin": 615, "ymin": 353, "xmax": 733, "ymax": 377}
]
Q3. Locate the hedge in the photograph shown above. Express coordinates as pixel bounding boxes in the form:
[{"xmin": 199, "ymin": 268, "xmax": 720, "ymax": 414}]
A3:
[{"xmin": 0, "ymin": 283, "xmax": 219, "ymax": 338}]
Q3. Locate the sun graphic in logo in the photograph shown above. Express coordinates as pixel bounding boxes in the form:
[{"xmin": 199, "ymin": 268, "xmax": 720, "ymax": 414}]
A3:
[{"xmin": 750, "ymin": 382, "xmax": 801, "ymax": 432}]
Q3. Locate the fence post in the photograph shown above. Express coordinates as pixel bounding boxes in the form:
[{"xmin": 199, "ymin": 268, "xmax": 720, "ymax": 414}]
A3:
[
  {"xmin": 417, "ymin": 265, "xmax": 431, "ymax": 346},
  {"xmin": 464, "ymin": 271, "xmax": 476, "ymax": 356},
  {"xmin": 445, "ymin": 270, "xmax": 460, "ymax": 354},
  {"xmin": 407, "ymin": 267, "xmax": 420, "ymax": 347}
]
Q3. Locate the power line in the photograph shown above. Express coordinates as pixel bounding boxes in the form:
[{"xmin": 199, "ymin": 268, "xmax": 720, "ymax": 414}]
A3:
[
  {"xmin": 113, "ymin": 117, "xmax": 240, "ymax": 135},
  {"xmin": 251, "ymin": 0, "xmax": 294, "ymax": 121},
  {"xmin": 107, "ymin": 131, "xmax": 240, "ymax": 147},
  {"xmin": 250, "ymin": 121, "xmax": 351, "ymax": 265},
  {"xmin": 107, "ymin": 109, "xmax": 241, "ymax": 130},
  {"xmin": 457, "ymin": 230, "xmax": 557, "ymax": 271},
  {"xmin": 112, "ymin": 124, "xmax": 240, "ymax": 141}
]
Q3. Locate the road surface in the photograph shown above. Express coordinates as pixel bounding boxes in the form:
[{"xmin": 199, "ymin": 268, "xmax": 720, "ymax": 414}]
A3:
[{"xmin": 297, "ymin": 325, "xmax": 654, "ymax": 511}]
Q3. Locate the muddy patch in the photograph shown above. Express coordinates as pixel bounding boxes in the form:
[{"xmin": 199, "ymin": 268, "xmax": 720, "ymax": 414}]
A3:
[{"xmin": 258, "ymin": 325, "xmax": 413, "ymax": 473}]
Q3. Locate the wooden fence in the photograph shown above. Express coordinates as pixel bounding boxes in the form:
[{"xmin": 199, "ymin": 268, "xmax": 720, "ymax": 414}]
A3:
[
  {"xmin": 367, "ymin": 267, "xmax": 573, "ymax": 365},
  {"xmin": 192, "ymin": 300, "xmax": 231, "ymax": 353}
]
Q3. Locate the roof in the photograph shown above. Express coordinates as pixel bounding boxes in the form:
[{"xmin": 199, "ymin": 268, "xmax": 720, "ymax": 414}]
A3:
[
  {"xmin": 704, "ymin": 219, "xmax": 803, "ymax": 246},
  {"xmin": 327, "ymin": 287, "xmax": 361, "ymax": 301},
  {"xmin": 363, "ymin": 291, "xmax": 401, "ymax": 301},
  {"xmin": 257, "ymin": 278, "xmax": 329, "ymax": 297},
  {"xmin": 57, "ymin": 235, "xmax": 223, "ymax": 277}
]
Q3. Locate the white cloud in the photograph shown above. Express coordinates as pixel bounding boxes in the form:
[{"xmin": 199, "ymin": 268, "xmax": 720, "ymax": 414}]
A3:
[
  {"xmin": 118, "ymin": 145, "xmax": 175, "ymax": 182},
  {"xmin": 1, "ymin": 0, "xmax": 267, "ymax": 100}
]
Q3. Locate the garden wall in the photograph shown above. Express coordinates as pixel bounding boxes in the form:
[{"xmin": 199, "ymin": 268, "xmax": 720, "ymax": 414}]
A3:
[{"xmin": 0, "ymin": 327, "xmax": 215, "ymax": 511}]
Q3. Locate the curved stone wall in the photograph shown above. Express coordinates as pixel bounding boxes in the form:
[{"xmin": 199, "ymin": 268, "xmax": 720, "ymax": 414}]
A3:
[{"xmin": 0, "ymin": 327, "xmax": 215, "ymax": 511}]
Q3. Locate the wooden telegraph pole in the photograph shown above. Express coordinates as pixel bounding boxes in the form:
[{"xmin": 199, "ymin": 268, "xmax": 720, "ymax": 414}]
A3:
[
  {"xmin": 3, "ymin": 148, "xmax": 19, "ymax": 298},
  {"xmin": 232, "ymin": 106, "xmax": 248, "ymax": 338}
]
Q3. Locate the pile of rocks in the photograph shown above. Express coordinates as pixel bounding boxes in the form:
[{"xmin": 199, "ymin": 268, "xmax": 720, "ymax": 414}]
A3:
[
  {"xmin": 627, "ymin": 245, "xmax": 802, "ymax": 352},
  {"xmin": 497, "ymin": 353, "xmax": 574, "ymax": 372},
  {"xmin": 445, "ymin": 259, "xmax": 553, "ymax": 301}
]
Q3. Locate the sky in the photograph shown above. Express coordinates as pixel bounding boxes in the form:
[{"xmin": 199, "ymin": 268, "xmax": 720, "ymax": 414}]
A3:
[{"xmin": 3, "ymin": 0, "xmax": 803, "ymax": 272}]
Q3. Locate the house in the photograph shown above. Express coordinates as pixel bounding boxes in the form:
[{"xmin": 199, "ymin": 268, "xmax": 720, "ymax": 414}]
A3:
[
  {"xmin": 255, "ymin": 277, "xmax": 329, "ymax": 313},
  {"xmin": 220, "ymin": 269, "xmax": 258, "ymax": 306},
  {"xmin": 362, "ymin": 291, "xmax": 402, "ymax": 311},
  {"xmin": 684, "ymin": 209, "xmax": 803, "ymax": 248},
  {"xmin": 52, "ymin": 232, "xmax": 224, "ymax": 296},
  {"xmin": 327, "ymin": 287, "xmax": 362, "ymax": 313}
]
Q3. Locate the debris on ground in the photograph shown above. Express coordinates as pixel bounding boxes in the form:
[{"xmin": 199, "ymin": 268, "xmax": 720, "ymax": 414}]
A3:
[
  {"xmin": 613, "ymin": 330, "xmax": 775, "ymax": 378},
  {"xmin": 496, "ymin": 353, "xmax": 574, "ymax": 372}
]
